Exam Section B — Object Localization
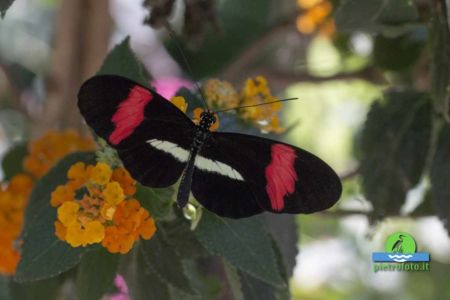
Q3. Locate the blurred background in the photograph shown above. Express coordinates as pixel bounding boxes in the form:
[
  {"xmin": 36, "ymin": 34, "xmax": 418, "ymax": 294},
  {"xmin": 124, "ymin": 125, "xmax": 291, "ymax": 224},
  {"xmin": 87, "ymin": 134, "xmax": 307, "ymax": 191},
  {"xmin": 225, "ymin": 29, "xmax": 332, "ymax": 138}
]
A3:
[{"xmin": 0, "ymin": 0, "xmax": 449, "ymax": 299}]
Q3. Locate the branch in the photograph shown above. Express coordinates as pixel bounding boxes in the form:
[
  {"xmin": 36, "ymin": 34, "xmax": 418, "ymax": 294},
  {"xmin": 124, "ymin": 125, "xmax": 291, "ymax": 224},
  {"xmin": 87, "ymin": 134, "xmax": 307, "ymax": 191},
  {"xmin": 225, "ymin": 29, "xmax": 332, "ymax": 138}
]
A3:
[
  {"xmin": 38, "ymin": 0, "xmax": 111, "ymax": 134},
  {"xmin": 319, "ymin": 208, "xmax": 434, "ymax": 219},
  {"xmin": 221, "ymin": 15, "xmax": 298, "ymax": 82}
]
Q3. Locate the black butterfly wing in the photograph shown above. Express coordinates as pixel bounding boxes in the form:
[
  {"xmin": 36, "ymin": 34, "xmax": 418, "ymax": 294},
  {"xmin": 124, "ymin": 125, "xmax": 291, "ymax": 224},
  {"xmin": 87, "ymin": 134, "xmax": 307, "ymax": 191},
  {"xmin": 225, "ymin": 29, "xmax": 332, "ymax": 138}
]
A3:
[
  {"xmin": 191, "ymin": 132, "xmax": 342, "ymax": 218},
  {"xmin": 78, "ymin": 75, "xmax": 196, "ymax": 187}
]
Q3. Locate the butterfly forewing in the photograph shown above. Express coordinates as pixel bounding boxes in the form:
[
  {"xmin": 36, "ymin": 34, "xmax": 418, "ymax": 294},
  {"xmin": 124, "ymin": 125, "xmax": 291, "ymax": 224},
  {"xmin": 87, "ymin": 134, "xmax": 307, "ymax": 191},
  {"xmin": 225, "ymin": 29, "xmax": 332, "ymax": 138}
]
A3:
[
  {"xmin": 190, "ymin": 132, "xmax": 342, "ymax": 218},
  {"xmin": 78, "ymin": 75, "xmax": 342, "ymax": 218},
  {"xmin": 77, "ymin": 75, "xmax": 196, "ymax": 187}
]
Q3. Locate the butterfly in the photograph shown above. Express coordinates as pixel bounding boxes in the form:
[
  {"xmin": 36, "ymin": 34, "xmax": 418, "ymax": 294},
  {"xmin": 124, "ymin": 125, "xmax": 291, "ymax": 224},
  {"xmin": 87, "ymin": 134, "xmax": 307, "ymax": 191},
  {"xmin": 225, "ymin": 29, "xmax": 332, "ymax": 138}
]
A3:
[{"xmin": 77, "ymin": 75, "xmax": 342, "ymax": 219}]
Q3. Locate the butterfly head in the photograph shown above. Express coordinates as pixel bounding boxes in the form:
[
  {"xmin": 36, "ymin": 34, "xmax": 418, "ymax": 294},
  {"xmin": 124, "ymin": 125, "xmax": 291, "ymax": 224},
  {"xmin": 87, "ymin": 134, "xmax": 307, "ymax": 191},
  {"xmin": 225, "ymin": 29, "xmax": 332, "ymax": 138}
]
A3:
[{"xmin": 199, "ymin": 111, "xmax": 216, "ymax": 130}]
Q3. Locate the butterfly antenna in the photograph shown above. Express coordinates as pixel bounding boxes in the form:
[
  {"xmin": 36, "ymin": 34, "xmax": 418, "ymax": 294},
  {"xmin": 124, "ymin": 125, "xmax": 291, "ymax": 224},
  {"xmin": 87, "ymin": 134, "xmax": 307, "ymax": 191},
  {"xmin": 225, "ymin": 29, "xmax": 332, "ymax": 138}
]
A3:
[
  {"xmin": 164, "ymin": 23, "xmax": 210, "ymax": 111},
  {"xmin": 215, "ymin": 97, "xmax": 299, "ymax": 113}
]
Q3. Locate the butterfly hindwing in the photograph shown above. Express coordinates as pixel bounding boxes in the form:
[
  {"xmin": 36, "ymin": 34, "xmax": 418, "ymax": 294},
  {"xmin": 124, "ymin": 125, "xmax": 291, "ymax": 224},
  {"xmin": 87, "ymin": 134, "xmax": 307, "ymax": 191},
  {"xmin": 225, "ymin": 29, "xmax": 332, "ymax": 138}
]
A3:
[
  {"xmin": 191, "ymin": 132, "xmax": 342, "ymax": 218},
  {"xmin": 78, "ymin": 75, "xmax": 196, "ymax": 187}
]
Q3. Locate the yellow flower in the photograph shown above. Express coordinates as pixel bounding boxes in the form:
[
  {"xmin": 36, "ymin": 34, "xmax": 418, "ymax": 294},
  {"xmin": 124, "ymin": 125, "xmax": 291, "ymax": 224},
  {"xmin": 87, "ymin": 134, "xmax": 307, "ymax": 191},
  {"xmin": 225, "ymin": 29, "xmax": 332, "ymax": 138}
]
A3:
[
  {"xmin": 238, "ymin": 76, "xmax": 284, "ymax": 133},
  {"xmin": 100, "ymin": 203, "xmax": 116, "ymax": 220},
  {"xmin": 65, "ymin": 221, "xmax": 105, "ymax": 247},
  {"xmin": 103, "ymin": 182, "xmax": 125, "ymax": 206},
  {"xmin": 57, "ymin": 201, "xmax": 80, "ymax": 226},
  {"xmin": 171, "ymin": 96, "xmax": 188, "ymax": 113},
  {"xmin": 203, "ymin": 79, "xmax": 239, "ymax": 108},
  {"xmin": 84, "ymin": 221, "xmax": 105, "ymax": 244},
  {"xmin": 65, "ymin": 223, "xmax": 85, "ymax": 247},
  {"xmin": 90, "ymin": 162, "xmax": 112, "ymax": 185}
]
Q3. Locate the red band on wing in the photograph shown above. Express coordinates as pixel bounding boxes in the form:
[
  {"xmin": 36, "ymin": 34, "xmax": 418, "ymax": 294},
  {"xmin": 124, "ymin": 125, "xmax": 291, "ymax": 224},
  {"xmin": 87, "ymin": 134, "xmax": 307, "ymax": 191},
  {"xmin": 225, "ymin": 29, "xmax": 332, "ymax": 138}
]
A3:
[
  {"xmin": 265, "ymin": 144, "xmax": 298, "ymax": 211},
  {"xmin": 109, "ymin": 86, "xmax": 153, "ymax": 145}
]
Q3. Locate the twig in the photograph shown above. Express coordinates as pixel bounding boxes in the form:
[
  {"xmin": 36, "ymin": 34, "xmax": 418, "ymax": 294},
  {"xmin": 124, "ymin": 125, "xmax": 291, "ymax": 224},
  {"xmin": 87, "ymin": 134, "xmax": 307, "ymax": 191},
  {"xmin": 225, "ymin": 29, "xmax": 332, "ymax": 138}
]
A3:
[
  {"xmin": 221, "ymin": 15, "xmax": 298, "ymax": 82},
  {"xmin": 319, "ymin": 208, "xmax": 434, "ymax": 219}
]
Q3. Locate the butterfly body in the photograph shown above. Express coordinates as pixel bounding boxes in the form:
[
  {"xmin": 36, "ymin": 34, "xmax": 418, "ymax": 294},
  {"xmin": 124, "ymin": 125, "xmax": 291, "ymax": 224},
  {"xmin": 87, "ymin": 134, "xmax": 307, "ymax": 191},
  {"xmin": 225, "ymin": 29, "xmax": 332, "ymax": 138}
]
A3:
[
  {"xmin": 78, "ymin": 75, "xmax": 342, "ymax": 219},
  {"xmin": 177, "ymin": 113, "xmax": 215, "ymax": 207}
]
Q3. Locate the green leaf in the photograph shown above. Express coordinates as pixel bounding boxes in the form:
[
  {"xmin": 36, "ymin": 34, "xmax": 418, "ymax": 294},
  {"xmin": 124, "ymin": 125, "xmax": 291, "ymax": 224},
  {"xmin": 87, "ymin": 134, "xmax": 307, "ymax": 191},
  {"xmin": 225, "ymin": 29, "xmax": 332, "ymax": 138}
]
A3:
[
  {"xmin": 158, "ymin": 218, "xmax": 207, "ymax": 259},
  {"xmin": 359, "ymin": 91, "xmax": 432, "ymax": 216},
  {"xmin": 263, "ymin": 214, "xmax": 298, "ymax": 279},
  {"xmin": 125, "ymin": 250, "xmax": 171, "ymax": 300},
  {"xmin": 0, "ymin": 0, "xmax": 14, "ymax": 18},
  {"xmin": 15, "ymin": 152, "xmax": 96, "ymax": 282},
  {"xmin": 140, "ymin": 230, "xmax": 195, "ymax": 294},
  {"xmin": 335, "ymin": 0, "xmax": 418, "ymax": 36},
  {"xmin": 77, "ymin": 248, "xmax": 120, "ymax": 300},
  {"xmin": 373, "ymin": 30, "xmax": 425, "ymax": 71},
  {"xmin": 166, "ymin": 0, "xmax": 272, "ymax": 78},
  {"xmin": 97, "ymin": 37, "xmax": 150, "ymax": 86},
  {"xmin": 239, "ymin": 271, "xmax": 276, "ymax": 300},
  {"xmin": 0, "ymin": 109, "xmax": 28, "ymax": 142},
  {"xmin": 136, "ymin": 183, "xmax": 174, "ymax": 220},
  {"xmin": 168, "ymin": 260, "xmax": 222, "ymax": 300},
  {"xmin": 1, "ymin": 143, "xmax": 27, "ymax": 181},
  {"xmin": 430, "ymin": 123, "xmax": 450, "ymax": 234},
  {"xmin": 9, "ymin": 278, "xmax": 62, "ymax": 300},
  {"xmin": 195, "ymin": 211, "xmax": 284, "ymax": 287},
  {"xmin": 0, "ymin": 276, "xmax": 11, "ymax": 300},
  {"xmin": 431, "ymin": 7, "xmax": 450, "ymax": 120}
]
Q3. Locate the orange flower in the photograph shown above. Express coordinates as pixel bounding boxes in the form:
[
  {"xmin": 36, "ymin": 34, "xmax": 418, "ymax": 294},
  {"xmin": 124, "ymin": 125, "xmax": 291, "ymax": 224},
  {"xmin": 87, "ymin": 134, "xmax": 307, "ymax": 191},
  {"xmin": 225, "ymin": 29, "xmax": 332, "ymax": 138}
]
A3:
[
  {"xmin": 102, "ymin": 199, "xmax": 156, "ymax": 254},
  {"xmin": 23, "ymin": 129, "xmax": 95, "ymax": 178},
  {"xmin": 0, "ymin": 174, "xmax": 31, "ymax": 275},
  {"xmin": 193, "ymin": 108, "xmax": 220, "ymax": 131},
  {"xmin": 296, "ymin": 0, "xmax": 335, "ymax": 37},
  {"xmin": 8, "ymin": 174, "xmax": 33, "ymax": 197},
  {"xmin": 50, "ymin": 185, "xmax": 75, "ymax": 207},
  {"xmin": 112, "ymin": 168, "xmax": 136, "ymax": 196},
  {"xmin": 0, "ymin": 129, "xmax": 94, "ymax": 275},
  {"xmin": 67, "ymin": 162, "xmax": 91, "ymax": 189},
  {"xmin": 55, "ymin": 221, "xmax": 67, "ymax": 241}
]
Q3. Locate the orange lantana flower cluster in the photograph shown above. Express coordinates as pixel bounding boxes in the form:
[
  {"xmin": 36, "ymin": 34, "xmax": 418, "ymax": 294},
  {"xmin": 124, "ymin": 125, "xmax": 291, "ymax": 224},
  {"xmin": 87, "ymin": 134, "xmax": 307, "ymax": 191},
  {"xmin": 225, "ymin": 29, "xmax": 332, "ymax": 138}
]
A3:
[
  {"xmin": 52, "ymin": 162, "xmax": 156, "ymax": 254},
  {"xmin": 24, "ymin": 129, "xmax": 95, "ymax": 178},
  {"xmin": 0, "ymin": 129, "xmax": 95, "ymax": 275},
  {"xmin": 0, "ymin": 174, "xmax": 33, "ymax": 275},
  {"xmin": 296, "ymin": 0, "xmax": 335, "ymax": 37}
]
